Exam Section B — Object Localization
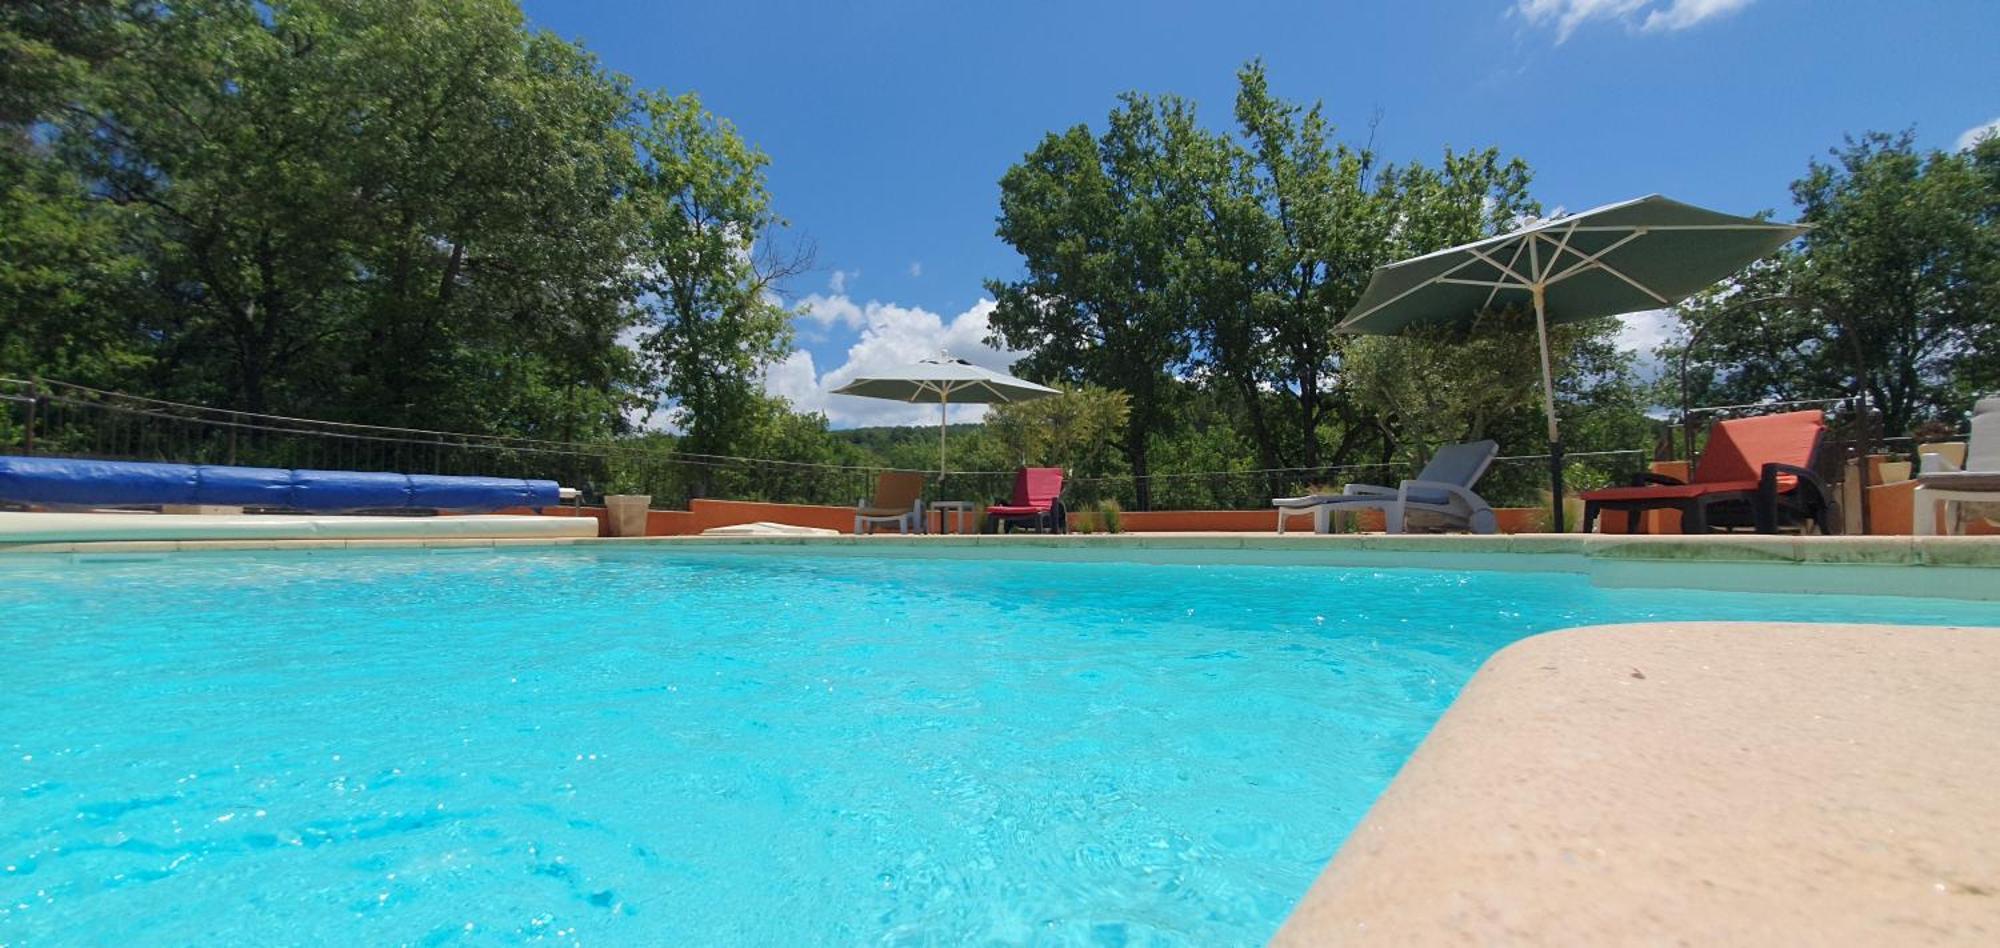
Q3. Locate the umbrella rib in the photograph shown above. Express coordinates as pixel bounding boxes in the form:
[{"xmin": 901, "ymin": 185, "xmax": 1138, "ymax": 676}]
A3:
[
  {"xmin": 1482, "ymin": 237, "xmax": 1533, "ymax": 311},
  {"xmin": 1343, "ymin": 252, "xmax": 1499, "ymax": 324},
  {"xmin": 1466, "ymin": 245, "xmax": 1536, "ymax": 287},
  {"xmin": 1582, "ymin": 259, "xmax": 1673, "ymax": 304},
  {"xmin": 1542, "ymin": 229, "xmax": 1648, "ymax": 286},
  {"xmin": 1533, "ymin": 223, "xmax": 1801, "ymax": 233},
  {"xmin": 1536, "ymin": 226, "xmax": 1580, "ymax": 283}
]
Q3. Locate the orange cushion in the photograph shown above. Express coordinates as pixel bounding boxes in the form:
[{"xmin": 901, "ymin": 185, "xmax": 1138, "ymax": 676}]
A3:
[
  {"xmin": 1694, "ymin": 411, "xmax": 1823, "ymax": 485},
  {"xmin": 1581, "ymin": 480, "xmax": 1761, "ymax": 502}
]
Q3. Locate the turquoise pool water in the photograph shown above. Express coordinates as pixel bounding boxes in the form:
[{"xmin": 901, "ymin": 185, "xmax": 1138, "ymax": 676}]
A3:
[{"xmin": 5, "ymin": 549, "xmax": 1999, "ymax": 945}]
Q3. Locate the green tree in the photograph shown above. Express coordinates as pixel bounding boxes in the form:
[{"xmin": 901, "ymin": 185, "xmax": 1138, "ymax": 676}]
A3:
[
  {"xmin": 22, "ymin": 0, "xmax": 647, "ymax": 438},
  {"xmin": 987, "ymin": 93, "xmax": 1216, "ymax": 509},
  {"xmin": 628, "ymin": 90, "xmax": 810, "ymax": 500},
  {"xmin": 1674, "ymin": 131, "xmax": 2000, "ymax": 435},
  {"xmin": 983, "ymin": 384, "xmax": 1130, "ymax": 474}
]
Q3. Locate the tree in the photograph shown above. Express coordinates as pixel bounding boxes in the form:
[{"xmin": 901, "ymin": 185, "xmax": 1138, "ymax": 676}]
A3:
[
  {"xmin": 983, "ymin": 384, "xmax": 1130, "ymax": 474},
  {"xmin": 17, "ymin": 0, "xmax": 652, "ymax": 439},
  {"xmin": 628, "ymin": 90, "xmax": 811, "ymax": 500},
  {"xmin": 987, "ymin": 94, "xmax": 1217, "ymax": 509},
  {"xmin": 1674, "ymin": 131, "xmax": 2000, "ymax": 435}
]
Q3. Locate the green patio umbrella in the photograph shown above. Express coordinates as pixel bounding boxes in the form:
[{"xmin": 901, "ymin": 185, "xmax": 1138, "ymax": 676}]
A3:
[
  {"xmin": 1338, "ymin": 194, "xmax": 1804, "ymax": 531},
  {"xmin": 830, "ymin": 355, "xmax": 1059, "ymax": 476}
]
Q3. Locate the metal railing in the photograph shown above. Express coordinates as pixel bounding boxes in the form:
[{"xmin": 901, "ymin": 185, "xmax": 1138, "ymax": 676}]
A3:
[{"xmin": 6, "ymin": 377, "xmax": 1931, "ymax": 527}]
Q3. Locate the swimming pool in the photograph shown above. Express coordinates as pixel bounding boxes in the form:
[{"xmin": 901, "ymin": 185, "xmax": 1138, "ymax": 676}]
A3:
[{"xmin": 6, "ymin": 548, "xmax": 1999, "ymax": 944}]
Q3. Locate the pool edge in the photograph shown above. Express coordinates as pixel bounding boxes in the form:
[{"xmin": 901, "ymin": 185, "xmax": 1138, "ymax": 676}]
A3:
[{"xmin": 1270, "ymin": 621, "xmax": 2000, "ymax": 946}]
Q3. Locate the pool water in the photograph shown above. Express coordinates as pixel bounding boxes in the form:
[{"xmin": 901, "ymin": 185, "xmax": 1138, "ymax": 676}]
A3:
[{"xmin": 5, "ymin": 549, "xmax": 1999, "ymax": 945}]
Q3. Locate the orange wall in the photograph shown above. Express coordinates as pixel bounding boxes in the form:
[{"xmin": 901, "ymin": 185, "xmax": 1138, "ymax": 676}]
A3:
[
  {"xmin": 1866, "ymin": 480, "xmax": 1999, "ymax": 536},
  {"xmin": 690, "ymin": 499, "xmax": 855, "ymax": 534},
  {"xmin": 1594, "ymin": 461, "xmax": 1686, "ymax": 534}
]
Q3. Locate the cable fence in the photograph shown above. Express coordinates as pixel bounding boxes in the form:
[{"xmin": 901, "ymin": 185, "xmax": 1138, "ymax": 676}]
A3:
[{"xmin": 4, "ymin": 376, "xmax": 1935, "ymax": 523}]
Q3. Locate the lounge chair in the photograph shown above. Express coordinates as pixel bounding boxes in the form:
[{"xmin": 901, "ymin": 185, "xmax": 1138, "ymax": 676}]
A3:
[
  {"xmin": 854, "ymin": 471, "xmax": 925, "ymax": 534},
  {"xmin": 1914, "ymin": 396, "xmax": 2000, "ymax": 536},
  {"xmin": 1273, "ymin": 440, "xmax": 1500, "ymax": 535},
  {"xmin": 1581, "ymin": 409, "xmax": 1836, "ymax": 534},
  {"xmin": 986, "ymin": 467, "xmax": 1065, "ymax": 533}
]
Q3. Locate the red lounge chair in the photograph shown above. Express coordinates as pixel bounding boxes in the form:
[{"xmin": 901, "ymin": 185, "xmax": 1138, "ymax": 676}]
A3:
[
  {"xmin": 1581, "ymin": 410, "xmax": 1838, "ymax": 534},
  {"xmin": 986, "ymin": 467, "xmax": 1066, "ymax": 533}
]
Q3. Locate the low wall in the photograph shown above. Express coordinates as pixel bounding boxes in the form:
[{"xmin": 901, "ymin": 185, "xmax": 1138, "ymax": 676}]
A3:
[{"xmin": 690, "ymin": 498, "xmax": 854, "ymax": 534}]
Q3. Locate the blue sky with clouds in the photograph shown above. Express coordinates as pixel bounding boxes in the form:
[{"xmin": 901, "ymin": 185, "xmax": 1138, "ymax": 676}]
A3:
[{"xmin": 521, "ymin": 0, "xmax": 1998, "ymax": 426}]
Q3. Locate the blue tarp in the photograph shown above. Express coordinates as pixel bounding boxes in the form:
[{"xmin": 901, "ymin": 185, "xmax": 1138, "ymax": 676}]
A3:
[{"xmin": 0, "ymin": 456, "xmax": 561, "ymax": 512}]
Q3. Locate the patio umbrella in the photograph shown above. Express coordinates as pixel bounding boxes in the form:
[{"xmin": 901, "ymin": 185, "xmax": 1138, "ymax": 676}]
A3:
[
  {"xmin": 830, "ymin": 355, "xmax": 1059, "ymax": 475},
  {"xmin": 1338, "ymin": 194, "xmax": 1804, "ymax": 531}
]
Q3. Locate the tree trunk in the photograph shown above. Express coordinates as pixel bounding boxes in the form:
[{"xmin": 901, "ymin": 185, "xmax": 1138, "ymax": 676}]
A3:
[{"xmin": 1125, "ymin": 421, "xmax": 1153, "ymax": 511}]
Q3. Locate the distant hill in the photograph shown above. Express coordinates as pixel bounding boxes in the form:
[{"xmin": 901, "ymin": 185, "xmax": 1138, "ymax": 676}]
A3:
[{"xmin": 829, "ymin": 423, "xmax": 984, "ymax": 450}]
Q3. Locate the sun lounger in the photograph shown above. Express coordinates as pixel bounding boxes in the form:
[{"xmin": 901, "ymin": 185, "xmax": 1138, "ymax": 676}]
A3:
[
  {"xmin": 1274, "ymin": 440, "xmax": 1500, "ymax": 534},
  {"xmin": 1580, "ymin": 410, "xmax": 1836, "ymax": 534},
  {"xmin": 986, "ymin": 467, "xmax": 1065, "ymax": 533},
  {"xmin": 1914, "ymin": 396, "xmax": 2000, "ymax": 535},
  {"xmin": 854, "ymin": 471, "xmax": 926, "ymax": 534}
]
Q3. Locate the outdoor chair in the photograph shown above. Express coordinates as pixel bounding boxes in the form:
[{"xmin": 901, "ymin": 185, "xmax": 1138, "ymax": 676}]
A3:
[
  {"xmin": 1913, "ymin": 395, "xmax": 2000, "ymax": 536},
  {"xmin": 1273, "ymin": 440, "xmax": 1500, "ymax": 535},
  {"xmin": 1581, "ymin": 409, "xmax": 1836, "ymax": 534},
  {"xmin": 985, "ymin": 467, "xmax": 1066, "ymax": 533},
  {"xmin": 854, "ymin": 471, "xmax": 926, "ymax": 534}
]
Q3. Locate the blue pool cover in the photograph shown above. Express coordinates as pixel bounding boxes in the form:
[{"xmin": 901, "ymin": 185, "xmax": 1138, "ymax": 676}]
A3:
[{"xmin": 0, "ymin": 455, "xmax": 561, "ymax": 512}]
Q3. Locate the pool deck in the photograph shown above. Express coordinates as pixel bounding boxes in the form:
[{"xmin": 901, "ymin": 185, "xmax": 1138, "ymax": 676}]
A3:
[{"xmin": 1273, "ymin": 622, "xmax": 2000, "ymax": 946}]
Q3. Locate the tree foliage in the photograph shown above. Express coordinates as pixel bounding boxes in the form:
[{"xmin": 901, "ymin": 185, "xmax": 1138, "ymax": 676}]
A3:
[
  {"xmin": 1673, "ymin": 131, "xmax": 2000, "ymax": 435},
  {"xmin": 1, "ymin": 0, "xmax": 803, "ymax": 456},
  {"xmin": 629, "ymin": 90, "xmax": 810, "ymax": 498}
]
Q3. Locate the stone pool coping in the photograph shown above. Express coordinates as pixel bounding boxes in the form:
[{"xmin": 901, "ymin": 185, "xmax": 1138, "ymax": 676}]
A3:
[
  {"xmin": 6, "ymin": 532, "xmax": 1999, "ymax": 599},
  {"xmin": 1272, "ymin": 622, "xmax": 2000, "ymax": 946},
  {"xmin": 2, "ymin": 530, "xmax": 1998, "ymax": 561}
]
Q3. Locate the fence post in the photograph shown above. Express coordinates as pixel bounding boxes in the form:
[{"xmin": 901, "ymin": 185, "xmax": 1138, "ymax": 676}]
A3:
[{"xmin": 22, "ymin": 376, "xmax": 38, "ymax": 455}]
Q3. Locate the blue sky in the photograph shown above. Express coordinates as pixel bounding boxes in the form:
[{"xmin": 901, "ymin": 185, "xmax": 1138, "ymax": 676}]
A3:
[{"xmin": 521, "ymin": 0, "xmax": 1998, "ymax": 426}]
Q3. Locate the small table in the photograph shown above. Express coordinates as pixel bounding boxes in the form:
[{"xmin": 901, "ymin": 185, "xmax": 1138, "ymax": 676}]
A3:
[{"xmin": 928, "ymin": 500, "xmax": 975, "ymax": 535}]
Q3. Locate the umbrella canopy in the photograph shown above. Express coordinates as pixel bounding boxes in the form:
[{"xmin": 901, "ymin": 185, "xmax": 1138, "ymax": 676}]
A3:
[
  {"xmin": 1339, "ymin": 194, "xmax": 1805, "ymax": 531},
  {"xmin": 831, "ymin": 356, "xmax": 1059, "ymax": 475}
]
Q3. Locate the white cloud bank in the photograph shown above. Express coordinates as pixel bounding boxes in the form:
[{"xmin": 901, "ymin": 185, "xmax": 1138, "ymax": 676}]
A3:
[
  {"xmin": 1958, "ymin": 118, "xmax": 2000, "ymax": 152},
  {"xmin": 1614, "ymin": 308, "xmax": 1678, "ymax": 380},
  {"xmin": 1515, "ymin": 0, "xmax": 1754, "ymax": 42},
  {"xmin": 767, "ymin": 294, "xmax": 1029, "ymax": 427}
]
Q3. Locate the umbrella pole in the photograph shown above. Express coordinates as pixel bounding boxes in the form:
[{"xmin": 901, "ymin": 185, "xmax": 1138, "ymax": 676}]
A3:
[
  {"xmin": 938, "ymin": 391, "xmax": 949, "ymax": 480},
  {"xmin": 1532, "ymin": 284, "xmax": 1566, "ymax": 533}
]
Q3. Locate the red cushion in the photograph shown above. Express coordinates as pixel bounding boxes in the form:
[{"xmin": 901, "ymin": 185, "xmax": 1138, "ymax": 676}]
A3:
[
  {"xmin": 1694, "ymin": 411, "xmax": 1823, "ymax": 485},
  {"xmin": 1581, "ymin": 480, "xmax": 1762, "ymax": 502},
  {"xmin": 1005, "ymin": 467, "xmax": 1064, "ymax": 507},
  {"xmin": 986, "ymin": 504, "xmax": 1045, "ymax": 516}
]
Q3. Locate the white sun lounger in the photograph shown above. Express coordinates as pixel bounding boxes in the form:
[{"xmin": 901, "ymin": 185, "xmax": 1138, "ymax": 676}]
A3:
[
  {"xmin": 1274, "ymin": 440, "xmax": 1500, "ymax": 535},
  {"xmin": 1914, "ymin": 396, "xmax": 2000, "ymax": 535}
]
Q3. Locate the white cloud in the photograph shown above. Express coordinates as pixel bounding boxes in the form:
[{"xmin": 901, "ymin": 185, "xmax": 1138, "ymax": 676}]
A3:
[
  {"xmin": 1638, "ymin": 0, "xmax": 1753, "ymax": 32},
  {"xmin": 797, "ymin": 292, "xmax": 866, "ymax": 330},
  {"xmin": 1957, "ymin": 118, "xmax": 2000, "ymax": 152},
  {"xmin": 764, "ymin": 296, "xmax": 1029, "ymax": 427},
  {"xmin": 827, "ymin": 268, "xmax": 857, "ymax": 294},
  {"xmin": 907, "ymin": 261, "xmax": 923, "ymax": 278},
  {"xmin": 1614, "ymin": 308, "xmax": 1677, "ymax": 380},
  {"xmin": 1515, "ymin": 0, "xmax": 1752, "ymax": 42}
]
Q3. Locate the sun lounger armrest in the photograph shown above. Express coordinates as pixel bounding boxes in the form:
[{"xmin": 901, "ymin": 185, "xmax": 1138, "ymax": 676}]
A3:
[
  {"xmin": 1341, "ymin": 484, "xmax": 1398, "ymax": 498},
  {"xmin": 1759, "ymin": 462, "xmax": 1829, "ymax": 498},
  {"xmin": 1398, "ymin": 479, "xmax": 1490, "ymax": 509}
]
